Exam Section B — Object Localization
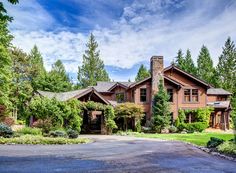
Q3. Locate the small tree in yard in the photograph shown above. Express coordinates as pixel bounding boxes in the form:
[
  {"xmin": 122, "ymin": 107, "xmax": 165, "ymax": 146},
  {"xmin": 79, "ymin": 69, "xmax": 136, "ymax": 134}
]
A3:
[
  {"xmin": 152, "ymin": 78, "xmax": 171, "ymax": 133},
  {"xmin": 115, "ymin": 102, "xmax": 144, "ymax": 132}
]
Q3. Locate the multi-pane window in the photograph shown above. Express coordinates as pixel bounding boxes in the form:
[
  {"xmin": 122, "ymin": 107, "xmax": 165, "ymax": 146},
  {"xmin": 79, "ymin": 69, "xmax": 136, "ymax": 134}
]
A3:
[
  {"xmin": 184, "ymin": 89, "xmax": 199, "ymax": 103},
  {"xmin": 184, "ymin": 89, "xmax": 191, "ymax": 102},
  {"xmin": 167, "ymin": 89, "xmax": 173, "ymax": 102},
  {"xmin": 116, "ymin": 93, "xmax": 125, "ymax": 103},
  {"xmin": 192, "ymin": 89, "xmax": 198, "ymax": 102},
  {"xmin": 140, "ymin": 88, "xmax": 147, "ymax": 102}
]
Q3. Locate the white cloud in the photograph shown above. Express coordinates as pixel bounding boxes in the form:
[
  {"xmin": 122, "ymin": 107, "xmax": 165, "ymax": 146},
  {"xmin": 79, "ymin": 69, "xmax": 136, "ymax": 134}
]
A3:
[{"xmin": 7, "ymin": 0, "xmax": 236, "ymax": 80}]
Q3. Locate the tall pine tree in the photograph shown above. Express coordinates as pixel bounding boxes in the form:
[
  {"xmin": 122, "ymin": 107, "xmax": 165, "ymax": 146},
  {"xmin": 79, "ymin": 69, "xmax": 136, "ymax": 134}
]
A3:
[
  {"xmin": 217, "ymin": 37, "xmax": 236, "ymax": 92},
  {"xmin": 175, "ymin": 49, "xmax": 185, "ymax": 69},
  {"xmin": 152, "ymin": 78, "xmax": 171, "ymax": 133},
  {"xmin": 184, "ymin": 49, "xmax": 197, "ymax": 75},
  {"xmin": 135, "ymin": 64, "xmax": 150, "ymax": 82},
  {"xmin": 28, "ymin": 45, "xmax": 46, "ymax": 91},
  {"xmin": 197, "ymin": 45, "xmax": 217, "ymax": 86},
  {"xmin": 78, "ymin": 33, "xmax": 110, "ymax": 88}
]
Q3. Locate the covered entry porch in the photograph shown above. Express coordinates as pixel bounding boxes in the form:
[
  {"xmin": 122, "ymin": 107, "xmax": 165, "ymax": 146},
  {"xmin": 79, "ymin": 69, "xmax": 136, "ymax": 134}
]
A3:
[{"xmin": 207, "ymin": 101, "xmax": 231, "ymax": 130}]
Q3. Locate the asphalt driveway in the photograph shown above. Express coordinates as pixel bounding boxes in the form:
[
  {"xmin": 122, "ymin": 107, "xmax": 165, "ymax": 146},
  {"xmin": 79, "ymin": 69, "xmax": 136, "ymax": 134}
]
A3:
[{"xmin": 0, "ymin": 135, "xmax": 235, "ymax": 173}]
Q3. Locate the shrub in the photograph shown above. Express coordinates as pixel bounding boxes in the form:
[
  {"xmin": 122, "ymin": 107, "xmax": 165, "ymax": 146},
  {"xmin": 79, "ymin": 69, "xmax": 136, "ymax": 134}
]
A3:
[
  {"xmin": 186, "ymin": 122, "xmax": 208, "ymax": 133},
  {"xmin": 217, "ymin": 141, "xmax": 236, "ymax": 156},
  {"xmin": 16, "ymin": 120, "xmax": 25, "ymax": 125},
  {"xmin": 49, "ymin": 130, "xmax": 67, "ymax": 138},
  {"xmin": 0, "ymin": 135, "xmax": 90, "ymax": 145},
  {"xmin": 177, "ymin": 123, "xmax": 187, "ymax": 132},
  {"xmin": 0, "ymin": 123, "xmax": 13, "ymax": 138},
  {"xmin": 32, "ymin": 119, "xmax": 52, "ymax": 133},
  {"xmin": 17, "ymin": 127, "xmax": 42, "ymax": 136},
  {"xmin": 67, "ymin": 129, "xmax": 79, "ymax": 139},
  {"xmin": 168, "ymin": 125, "xmax": 178, "ymax": 133},
  {"xmin": 2, "ymin": 117, "xmax": 15, "ymax": 126},
  {"xmin": 207, "ymin": 137, "xmax": 225, "ymax": 148},
  {"xmin": 135, "ymin": 120, "xmax": 142, "ymax": 133}
]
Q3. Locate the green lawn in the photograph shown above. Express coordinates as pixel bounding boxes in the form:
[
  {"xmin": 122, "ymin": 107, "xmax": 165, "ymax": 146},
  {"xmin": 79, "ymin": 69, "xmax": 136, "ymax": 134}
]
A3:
[{"xmin": 134, "ymin": 133, "xmax": 234, "ymax": 146}]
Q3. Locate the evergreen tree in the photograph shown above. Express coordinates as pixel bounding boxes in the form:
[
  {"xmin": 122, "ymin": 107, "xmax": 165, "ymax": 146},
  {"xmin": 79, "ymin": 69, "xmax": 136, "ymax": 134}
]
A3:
[
  {"xmin": 78, "ymin": 33, "xmax": 110, "ymax": 88},
  {"xmin": 152, "ymin": 78, "xmax": 171, "ymax": 133},
  {"xmin": 42, "ymin": 60, "xmax": 73, "ymax": 92},
  {"xmin": 175, "ymin": 49, "xmax": 185, "ymax": 69},
  {"xmin": 0, "ymin": 0, "xmax": 18, "ymax": 23},
  {"xmin": 216, "ymin": 37, "xmax": 236, "ymax": 93},
  {"xmin": 184, "ymin": 49, "xmax": 197, "ymax": 75},
  {"xmin": 135, "ymin": 64, "xmax": 150, "ymax": 82},
  {"xmin": 28, "ymin": 45, "xmax": 46, "ymax": 91},
  {"xmin": 197, "ymin": 45, "xmax": 217, "ymax": 85}
]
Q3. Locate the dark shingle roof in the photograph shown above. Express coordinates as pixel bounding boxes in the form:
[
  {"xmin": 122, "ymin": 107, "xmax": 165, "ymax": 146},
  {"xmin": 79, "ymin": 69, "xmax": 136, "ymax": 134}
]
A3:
[{"xmin": 207, "ymin": 88, "xmax": 231, "ymax": 95}]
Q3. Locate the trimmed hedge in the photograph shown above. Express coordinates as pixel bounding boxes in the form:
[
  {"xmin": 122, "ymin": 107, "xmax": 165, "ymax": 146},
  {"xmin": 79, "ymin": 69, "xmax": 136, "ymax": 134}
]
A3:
[
  {"xmin": 67, "ymin": 129, "xmax": 79, "ymax": 139},
  {"xmin": 0, "ymin": 135, "xmax": 90, "ymax": 145},
  {"xmin": 207, "ymin": 137, "xmax": 225, "ymax": 148},
  {"xmin": 49, "ymin": 130, "xmax": 67, "ymax": 138},
  {"xmin": 177, "ymin": 122, "xmax": 208, "ymax": 133}
]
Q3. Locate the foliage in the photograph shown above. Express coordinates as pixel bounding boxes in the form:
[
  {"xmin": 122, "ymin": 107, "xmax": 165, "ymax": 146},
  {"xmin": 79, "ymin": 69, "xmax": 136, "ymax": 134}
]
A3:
[
  {"xmin": 197, "ymin": 45, "xmax": 217, "ymax": 86},
  {"xmin": 17, "ymin": 127, "xmax": 42, "ymax": 136},
  {"xmin": 67, "ymin": 129, "xmax": 79, "ymax": 139},
  {"xmin": 0, "ymin": 44, "xmax": 12, "ymax": 114},
  {"xmin": 49, "ymin": 130, "xmax": 67, "ymax": 138},
  {"xmin": 104, "ymin": 106, "xmax": 117, "ymax": 133},
  {"xmin": 217, "ymin": 141, "xmax": 236, "ymax": 156},
  {"xmin": 185, "ymin": 122, "xmax": 208, "ymax": 133},
  {"xmin": 134, "ymin": 132, "xmax": 234, "ymax": 146},
  {"xmin": 194, "ymin": 107, "xmax": 213, "ymax": 124},
  {"xmin": 207, "ymin": 137, "xmax": 225, "ymax": 148},
  {"xmin": 0, "ymin": 135, "xmax": 90, "ymax": 145},
  {"xmin": 0, "ymin": 0, "xmax": 18, "ymax": 23},
  {"xmin": 32, "ymin": 118, "xmax": 53, "ymax": 133},
  {"xmin": 115, "ymin": 102, "xmax": 144, "ymax": 132},
  {"xmin": 152, "ymin": 78, "xmax": 171, "ymax": 133},
  {"xmin": 28, "ymin": 45, "xmax": 46, "ymax": 91},
  {"xmin": 1, "ymin": 116, "xmax": 15, "ymax": 126},
  {"xmin": 135, "ymin": 120, "xmax": 142, "ymax": 133},
  {"xmin": 184, "ymin": 49, "xmax": 197, "ymax": 75},
  {"xmin": 28, "ymin": 97, "xmax": 83, "ymax": 133},
  {"xmin": 177, "ymin": 109, "xmax": 186, "ymax": 123},
  {"xmin": 216, "ymin": 37, "xmax": 236, "ymax": 93},
  {"xmin": 175, "ymin": 49, "xmax": 185, "ymax": 68},
  {"xmin": 78, "ymin": 33, "xmax": 110, "ymax": 88},
  {"xmin": 0, "ymin": 123, "xmax": 13, "ymax": 138},
  {"xmin": 168, "ymin": 125, "xmax": 178, "ymax": 133},
  {"xmin": 39, "ymin": 60, "xmax": 73, "ymax": 92},
  {"xmin": 10, "ymin": 47, "xmax": 33, "ymax": 119},
  {"xmin": 135, "ymin": 64, "xmax": 150, "ymax": 82}
]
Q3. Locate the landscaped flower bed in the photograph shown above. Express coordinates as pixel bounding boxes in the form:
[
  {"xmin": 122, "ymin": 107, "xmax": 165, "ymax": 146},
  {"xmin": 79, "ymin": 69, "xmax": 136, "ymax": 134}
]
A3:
[{"xmin": 0, "ymin": 135, "xmax": 91, "ymax": 145}]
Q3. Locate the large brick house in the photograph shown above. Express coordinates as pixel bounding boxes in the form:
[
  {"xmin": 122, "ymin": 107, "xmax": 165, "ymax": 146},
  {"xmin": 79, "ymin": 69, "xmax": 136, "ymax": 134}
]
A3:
[{"xmin": 38, "ymin": 56, "xmax": 231, "ymax": 133}]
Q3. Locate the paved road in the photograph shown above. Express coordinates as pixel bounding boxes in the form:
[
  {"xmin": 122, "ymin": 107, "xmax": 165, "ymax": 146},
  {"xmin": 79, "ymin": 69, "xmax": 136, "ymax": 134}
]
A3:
[{"xmin": 0, "ymin": 135, "xmax": 235, "ymax": 173}]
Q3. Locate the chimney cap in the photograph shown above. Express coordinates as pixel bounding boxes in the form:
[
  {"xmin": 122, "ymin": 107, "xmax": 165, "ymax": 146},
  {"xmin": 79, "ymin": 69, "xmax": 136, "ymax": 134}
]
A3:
[{"xmin": 151, "ymin": 56, "xmax": 163, "ymax": 61}]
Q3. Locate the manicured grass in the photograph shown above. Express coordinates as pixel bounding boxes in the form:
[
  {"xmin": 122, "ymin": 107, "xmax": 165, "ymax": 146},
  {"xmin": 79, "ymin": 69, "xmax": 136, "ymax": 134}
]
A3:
[
  {"xmin": 134, "ymin": 133, "xmax": 234, "ymax": 146},
  {"xmin": 0, "ymin": 135, "xmax": 91, "ymax": 145}
]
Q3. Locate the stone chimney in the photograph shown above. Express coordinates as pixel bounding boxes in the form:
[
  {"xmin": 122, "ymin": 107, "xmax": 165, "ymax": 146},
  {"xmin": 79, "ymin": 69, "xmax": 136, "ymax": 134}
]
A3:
[{"xmin": 150, "ymin": 56, "xmax": 164, "ymax": 97}]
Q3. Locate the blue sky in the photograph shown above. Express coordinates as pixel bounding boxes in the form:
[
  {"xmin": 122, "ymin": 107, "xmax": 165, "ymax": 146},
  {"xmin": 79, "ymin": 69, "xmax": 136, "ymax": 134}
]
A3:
[{"xmin": 4, "ymin": 0, "xmax": 236, "ymax": 82}]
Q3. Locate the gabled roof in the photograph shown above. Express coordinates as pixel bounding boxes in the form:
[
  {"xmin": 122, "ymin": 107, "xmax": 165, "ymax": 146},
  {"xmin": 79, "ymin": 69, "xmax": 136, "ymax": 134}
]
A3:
[
  {"xmin": 93, "ymin": 81, "xmax": 134, "ymax": 92},
  {"xmin": 37, "ymin": 87, "xmax": 110, "ymax": 104},
  {"xmin": 129, "ymin": 77, "xmax": 151, "ymax": 88},
  {"xmin": 164, "ymin": 65, "xmax": 211, "ymax": 88},
  {"xmin": 108, "ymin": 82, "xmax": 129, "ymax": 91},
  {"xmin": 207, "ymin": 88, "xmax": 232, "ymax": 95},
  {"xmin": 164, "ymin": 75, "xmax": 182, "ymax": 88}
]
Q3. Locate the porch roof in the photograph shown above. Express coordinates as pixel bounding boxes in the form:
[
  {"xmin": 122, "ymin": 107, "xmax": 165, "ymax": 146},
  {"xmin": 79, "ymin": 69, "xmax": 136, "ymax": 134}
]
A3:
[
  {"xmin": 207, "ymin": 101, "xmax": 230, "ymax": 109},
  {"xmin": 207, "ymin": 88, "xmax": 232, "ymax": 95}
]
